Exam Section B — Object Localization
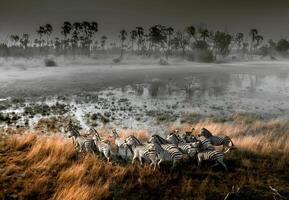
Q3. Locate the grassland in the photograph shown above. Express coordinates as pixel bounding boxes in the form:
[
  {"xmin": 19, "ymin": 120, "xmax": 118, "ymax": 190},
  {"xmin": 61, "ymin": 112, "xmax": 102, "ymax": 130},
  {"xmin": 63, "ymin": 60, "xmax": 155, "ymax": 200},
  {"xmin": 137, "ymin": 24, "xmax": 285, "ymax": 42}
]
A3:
[{"xmin": 1, "ymin": 116, "xmax": 289, "ymax": 200}]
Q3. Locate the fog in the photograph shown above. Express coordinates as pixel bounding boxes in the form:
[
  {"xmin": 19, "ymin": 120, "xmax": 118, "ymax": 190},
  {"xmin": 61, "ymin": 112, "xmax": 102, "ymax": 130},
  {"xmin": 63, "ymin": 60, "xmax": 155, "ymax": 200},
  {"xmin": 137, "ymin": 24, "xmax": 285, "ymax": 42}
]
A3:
[{"xmin": 0, "ymin": 57, "xmax": 289, "ymax": 133}]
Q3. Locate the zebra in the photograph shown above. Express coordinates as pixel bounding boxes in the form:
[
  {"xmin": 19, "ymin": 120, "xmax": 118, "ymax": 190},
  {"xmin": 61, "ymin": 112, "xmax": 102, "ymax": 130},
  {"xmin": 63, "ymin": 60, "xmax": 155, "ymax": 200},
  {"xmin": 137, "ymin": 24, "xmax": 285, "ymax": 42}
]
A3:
[
  {"xmin": 180, "ymin": 127, "xmax": 198, "ymax": 143},
  {"xmin": 111, "ymin": 129, "xmax": 125, "ymax": 154},
  {"xmin": 90, "ymin": 127, "xmax": 112, "ymax": 162},
  {"xmin": 196, "ymin": 149, "xmax": 227, "ymax": 171},
  {"xmin": 123, "ymin": 136, "xmax": 159, "ymax": 170},
  {"xmin": 200, "ymin": 128, "xmax": 234, "ymax": 153},
  {"xmin": 197, "ymin": 135, "xmax": 215, "ymax": 151},
  {"xmin": 166, "ymin": 133, "xmax": 200, "ymax": 158},
  {"xmin": 66, "ymin": 122, "xmax": 97, "ymax": 156},
  {"xmin": 149, "ymin": 135, "xmax": 184, "ymax": 170}
]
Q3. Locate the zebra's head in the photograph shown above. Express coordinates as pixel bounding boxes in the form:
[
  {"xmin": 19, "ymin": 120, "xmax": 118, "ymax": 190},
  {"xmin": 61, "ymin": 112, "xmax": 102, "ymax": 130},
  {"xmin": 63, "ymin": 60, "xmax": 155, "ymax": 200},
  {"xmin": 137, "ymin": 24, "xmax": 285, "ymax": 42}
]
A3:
[
  {"xmin": 166, "ymin": 133, "xmax": 180, "ymax": 145},
  {"xmin": 200, "ymin": 128, "xmax": 212, "ymax": 138},
  {"xmin": 90, "ymin": 127, "xmax": 101, "ymax": 141},
  {"xmin": 111, "ymin": 129, "xmax": 119, "ymax": 138},
  {"xmin": 65, "ymin": 121, "xmax": 80, "ymax": 138}
]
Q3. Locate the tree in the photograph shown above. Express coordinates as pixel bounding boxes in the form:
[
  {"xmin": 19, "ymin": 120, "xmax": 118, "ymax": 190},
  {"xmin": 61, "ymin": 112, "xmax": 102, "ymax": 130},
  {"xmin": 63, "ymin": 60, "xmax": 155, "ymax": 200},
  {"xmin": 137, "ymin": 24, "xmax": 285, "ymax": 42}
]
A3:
[
  {"xmin": 36, "ymin": 26, "xmax": 45, "ymax": 47},
  {"xmin": 249, "ymin": 28, "xmax": 258, "ymax": 53},
  {"xmin": 44, "ymin": 24, "xmax": 53, "ymax": 46},
  {"xmin": 234, "ymin": 33, "xmax": 244, "ymax": 50},
  {"xmin": 20, "ymin": 34, "xmax": 30, "ymax": 49},
  {"xmin": 130, "ymin": 30, "xmax": 137, "ymax": 51},
  {"xmin": 185, "ymin": 25, "xmax": 196, "ymax": 41},
  {"xmin": 254, "ymin": 35, "xmax": 264, "ymax": 48},
  {"xmin": 148, "ymin": 25, "xmax": 167, "ymax": 51},
  {"xmin": 213, "ymin": 31, "xmax": 233, "ymax": 58},
  {"xmin": 100, "ymin": 36, "xmax": 107, "ymax": 50},
  {"xmin": 119, "ymin": 29, "xmax": 127, "ymax": 57},
  {"xmin": 9, "ymin": 35, "xmax": 20, "ymax": 46},
  {"xmin": 198, "ymin": 24, "xmax": 210, "ymax": 41},
  {"xmin": 135, "ymin": 27, "xmax": 145, "ymax": 52},
  {"xmin": 166, "ymin": 27, "xmax": 174, "ymax": 54},
  {"xmin": 175, "ymin": 30, "xmax": 189, "ymax": 56},
  {"xmin": 61, "ymin": 21, "xmax": 72, "ymax": 38},
  {"xmin": 276, "ymin": 39, "xmax": 289, "ymax": 55}
]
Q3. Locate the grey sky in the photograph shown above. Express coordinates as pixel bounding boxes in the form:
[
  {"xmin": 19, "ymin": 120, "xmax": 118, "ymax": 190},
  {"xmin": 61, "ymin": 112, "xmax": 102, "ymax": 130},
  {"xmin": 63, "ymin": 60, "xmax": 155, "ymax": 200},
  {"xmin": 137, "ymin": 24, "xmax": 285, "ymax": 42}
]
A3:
[{"xmin": 0, "ymin": 0, "xmax": 288, "ymax": 41}]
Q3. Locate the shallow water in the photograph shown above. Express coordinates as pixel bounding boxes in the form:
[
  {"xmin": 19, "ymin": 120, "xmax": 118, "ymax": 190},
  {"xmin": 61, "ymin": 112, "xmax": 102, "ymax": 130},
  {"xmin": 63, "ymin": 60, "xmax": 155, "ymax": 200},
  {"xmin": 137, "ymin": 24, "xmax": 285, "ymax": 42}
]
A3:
[{"xmin": 1, "ymin": 61, "xmax": 289, "ymax": 132}]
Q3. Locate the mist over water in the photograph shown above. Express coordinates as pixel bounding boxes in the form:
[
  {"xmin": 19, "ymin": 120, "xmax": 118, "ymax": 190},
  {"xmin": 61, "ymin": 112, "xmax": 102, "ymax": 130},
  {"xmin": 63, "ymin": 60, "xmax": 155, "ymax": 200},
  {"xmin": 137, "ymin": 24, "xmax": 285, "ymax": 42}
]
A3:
[{"xmin": 1, "ymin": 59, "xmax": 289, "ymax": 133}]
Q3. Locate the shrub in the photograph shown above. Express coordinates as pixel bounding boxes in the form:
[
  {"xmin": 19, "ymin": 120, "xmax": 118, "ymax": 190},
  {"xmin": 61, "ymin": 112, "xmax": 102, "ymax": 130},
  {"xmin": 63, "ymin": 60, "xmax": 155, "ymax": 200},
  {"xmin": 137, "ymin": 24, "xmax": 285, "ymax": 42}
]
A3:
[{"xmin": 44, "ymin": 58, "xmax": 57, "ymax": 67}]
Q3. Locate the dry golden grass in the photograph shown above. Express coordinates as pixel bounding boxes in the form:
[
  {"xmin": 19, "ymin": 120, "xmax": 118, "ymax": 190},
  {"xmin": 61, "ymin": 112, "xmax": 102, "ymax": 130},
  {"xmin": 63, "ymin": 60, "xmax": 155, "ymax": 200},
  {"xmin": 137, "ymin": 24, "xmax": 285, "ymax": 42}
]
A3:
[
  {"xmin": 174, "ymin": 118, "xmax": 289, "ymax": 155},
  {"xmin": 1, "ymin": 117, "xmax": 289, "ymax": 200}
]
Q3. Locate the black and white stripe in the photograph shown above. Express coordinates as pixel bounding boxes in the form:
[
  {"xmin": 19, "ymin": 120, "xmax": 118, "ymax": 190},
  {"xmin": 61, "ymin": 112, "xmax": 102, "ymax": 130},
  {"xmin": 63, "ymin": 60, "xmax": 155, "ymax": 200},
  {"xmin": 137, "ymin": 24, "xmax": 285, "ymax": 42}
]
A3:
[
  {"xmin": 197, "ymin": 135, "xmax": 215, "ymax": 151},
  {"xmin": 111, "ymin": 129, "xmax": 125, "ymax": 154},
  {"xmin": 66, "ymin": 122, "xmax": 97, "ymax": 156},
  {"xmin": 166, "ymin": 133, "xmax": 199, "ymax": 158},
  {"xmin": 149, "ymin": 135, "xmax": 184, "ymax": 169},
  {"xmin": 200, "ymin": 128, "xmax": 234, "ymax": 153},
  {"xmin": 124, "ymin": 136, "xmax": 159, "ymax": 170},
  {"xmin": 90, "ymin": 127, "xmax": 112, "ymax": 162},
  {"xmin": 197, "ymin": 150, "xmax": 227, "ymax": 170}
]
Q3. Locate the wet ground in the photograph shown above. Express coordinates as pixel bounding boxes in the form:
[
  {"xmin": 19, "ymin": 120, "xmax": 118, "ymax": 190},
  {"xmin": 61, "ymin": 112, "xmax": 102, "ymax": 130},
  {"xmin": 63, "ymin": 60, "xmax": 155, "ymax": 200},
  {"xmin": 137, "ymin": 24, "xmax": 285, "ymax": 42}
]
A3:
[{"xmin": 1, "ymin": 59, "xmax": 289, "ymax": 133}]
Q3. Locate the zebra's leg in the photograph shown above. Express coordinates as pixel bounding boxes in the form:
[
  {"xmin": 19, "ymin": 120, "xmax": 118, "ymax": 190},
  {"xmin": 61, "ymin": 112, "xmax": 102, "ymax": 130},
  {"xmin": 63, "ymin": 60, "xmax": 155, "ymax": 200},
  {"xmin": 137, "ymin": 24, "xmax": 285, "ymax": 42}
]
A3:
[
  {"xmin": 170, "ymin": 159, "xmax": 177, "ymax": 172},
  {"xmin": 217, "ymin": 159, "xmax": 227, "ymax": 171},
  {"xmin": 138, "ymin": 156, "xmax": 143, "ymax": 166},
  {"xmin": 132, "ymin": 154, "xmax": 137, "ymax": 164},
  {"xmin": 125, "ymin": 147, "xmax": 128, "ymax": 160},
  {"xmin": 157, "ymin": 159, "xmax": 163, "ymax": 168},
  {"xmin": 197, "ymin": 156, "xmax": 202, "ymax": 169}
]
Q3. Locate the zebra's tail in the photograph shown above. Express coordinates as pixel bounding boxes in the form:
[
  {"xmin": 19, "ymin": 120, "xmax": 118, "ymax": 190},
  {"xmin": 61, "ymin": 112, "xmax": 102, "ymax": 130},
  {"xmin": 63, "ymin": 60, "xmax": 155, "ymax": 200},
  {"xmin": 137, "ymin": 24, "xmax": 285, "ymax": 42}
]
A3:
[{"xmin": 224, "ymin": 137, "xmax": 236, "ymax": 154}]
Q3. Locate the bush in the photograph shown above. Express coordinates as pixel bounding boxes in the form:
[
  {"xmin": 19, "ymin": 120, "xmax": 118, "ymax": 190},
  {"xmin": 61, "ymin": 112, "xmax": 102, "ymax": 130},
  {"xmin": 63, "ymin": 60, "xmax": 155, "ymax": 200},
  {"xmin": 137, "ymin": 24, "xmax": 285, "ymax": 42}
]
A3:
[
  {"xmin": 44, "ymin": 58, "xmax": 57, "ymax": 67},
  {"xmin": 159, "ymin": 58, "xmax": 169, "ymax": 65}
]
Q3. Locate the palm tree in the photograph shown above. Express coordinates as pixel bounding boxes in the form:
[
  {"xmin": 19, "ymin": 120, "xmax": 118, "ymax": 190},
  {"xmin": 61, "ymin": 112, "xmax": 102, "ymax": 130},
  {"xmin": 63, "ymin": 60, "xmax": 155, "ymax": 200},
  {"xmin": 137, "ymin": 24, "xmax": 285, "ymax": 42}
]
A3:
[
  {"xmin": 255, "ymin": 35, "xmax": 264, "ymax": 48},
  {"xmin": 198, "ymin": 24, "xmax": 210, "ymax": 41},
  {"xmin": 61, "ymin": 21, "xmax": 72, "ymax": 39},
  {"xmin": 36, "ymin": 26, "xmax": 45, "ymax": 47},
  {"xmin": 44, "ymin": 24, "xmax": 53, "ymax": 46},
  {"xmin": 166, "ymin": 27, "xmax": 174, "ymax": 54},
  {"xmin": 249, "ymin": 28, "xmax": 258, "ymax": 54},
  {"xmin": 61, "ymin": 21, "xmax": 72, "ymax": 50},
  {"xmin": 130, "ymin": 30, "xmax": 137, "ymax": 51},
  {"xmin": 136, "ymin": 27, "xmax": 144, "ymax": 52},
  {"xmin": 185, "ymin": 25, "xmax": 196, "ymax": 40},
  {"xmin": 119, "ymin": 29, "xmax": 128, "ymax": 57}
]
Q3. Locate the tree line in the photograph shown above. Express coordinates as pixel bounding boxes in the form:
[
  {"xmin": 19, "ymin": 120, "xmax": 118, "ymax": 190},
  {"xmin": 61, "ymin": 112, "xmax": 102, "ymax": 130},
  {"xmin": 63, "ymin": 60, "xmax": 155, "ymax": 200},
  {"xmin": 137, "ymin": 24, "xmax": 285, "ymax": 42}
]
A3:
[{"xmin": 1, "ymin": 22, "xmax": 289, "ymax": 62}]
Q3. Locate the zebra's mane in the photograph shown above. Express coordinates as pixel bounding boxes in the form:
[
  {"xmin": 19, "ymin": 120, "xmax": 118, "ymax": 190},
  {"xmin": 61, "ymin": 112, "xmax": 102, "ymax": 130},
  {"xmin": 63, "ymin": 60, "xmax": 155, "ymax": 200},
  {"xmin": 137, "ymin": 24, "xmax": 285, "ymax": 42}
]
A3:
[
  {"xmin": 151, "ymin": 134, "xmax": 170, "ymax": 144},
  {"xmin": 201, "ymin": 128, "xmax": 213, "ymax": 137},
  {"xmin": 112, "ymin": 129, "xmax": 119, "ymax": 137},
  {"xmin": 128, "ymin": 135, "xmax": 143, "ymax": 146},
  {"xmin": 68, "ymin": 124, "xmax": 81, "ymax": 136},
  {"xmin": 90, "ymin": 127, "xmax": 101, "ymax": 141},
  {"xmin": 169, "ymin": 133, "xmax": 181, "ymax": 143}
]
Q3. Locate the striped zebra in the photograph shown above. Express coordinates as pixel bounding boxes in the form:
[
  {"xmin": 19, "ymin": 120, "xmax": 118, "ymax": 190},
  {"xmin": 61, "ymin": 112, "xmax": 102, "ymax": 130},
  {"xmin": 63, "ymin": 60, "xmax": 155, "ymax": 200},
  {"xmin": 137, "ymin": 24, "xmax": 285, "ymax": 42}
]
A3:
[
  {"xmin": 197, "ymin": 135, "xmax": 215, "ymax": 151},
  {"xmin": 200, "ymin": 128, "xmax": 234, "ymax": 153},
  {"xmin": 180, "ymin": 131, "xmax": 198, "ymax": 143},
  {"xmin": 166, "ymin": 133, "xmax": 200, "ymax": 158},
  {"xmin": 111, "ymin": 129, "xmax": 125, "ymax": 154},
  {"xmin": 90, "ymin": 127, "xmax": 112, "ymax": 162},
  {"xmin": 66, "ymin": 122, "xmax": 97, "ymax": 156},
  {"xmin": 149, "ymin": 135, "xmax": 184, "ymax": 170},
  {"xmin": 124, "ymin": 136, "xmax": 159, "ymax": 170},
  {"xmin": 197, "ymin": 149, "xmax": 227, "ymax": 171}
]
